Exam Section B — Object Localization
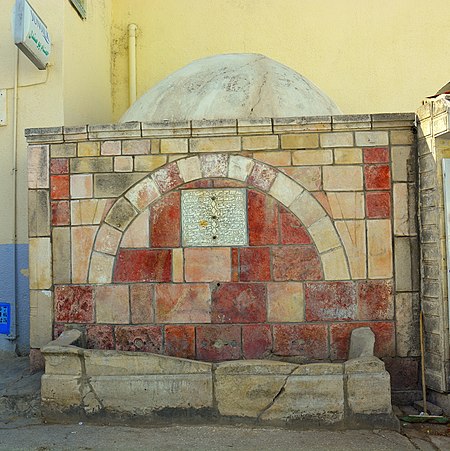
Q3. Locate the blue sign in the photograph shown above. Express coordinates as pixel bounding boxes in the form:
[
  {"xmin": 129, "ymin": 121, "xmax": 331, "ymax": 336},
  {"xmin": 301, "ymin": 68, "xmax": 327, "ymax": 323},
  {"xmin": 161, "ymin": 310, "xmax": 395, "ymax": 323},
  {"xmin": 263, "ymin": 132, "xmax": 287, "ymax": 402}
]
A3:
[{"xmin": 0, "ymin": 303, "xmax": 11, "ymax": 335}]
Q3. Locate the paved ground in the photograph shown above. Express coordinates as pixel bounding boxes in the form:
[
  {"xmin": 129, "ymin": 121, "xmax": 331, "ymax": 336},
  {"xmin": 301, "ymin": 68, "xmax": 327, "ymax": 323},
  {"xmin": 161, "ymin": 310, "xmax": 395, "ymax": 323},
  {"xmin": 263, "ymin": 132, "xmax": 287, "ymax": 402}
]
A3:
[{"xmin": 1, "ymin": 356, "xmax": 449, "ymax": 451}]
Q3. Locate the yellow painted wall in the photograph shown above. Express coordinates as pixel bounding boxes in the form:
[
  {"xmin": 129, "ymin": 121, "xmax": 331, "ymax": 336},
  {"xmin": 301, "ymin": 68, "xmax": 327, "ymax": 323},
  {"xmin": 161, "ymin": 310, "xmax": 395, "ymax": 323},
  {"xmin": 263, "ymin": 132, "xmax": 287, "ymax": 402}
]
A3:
[{"xmin": 111, "ymin": 0, "xmax": 450, "ymax": 120}]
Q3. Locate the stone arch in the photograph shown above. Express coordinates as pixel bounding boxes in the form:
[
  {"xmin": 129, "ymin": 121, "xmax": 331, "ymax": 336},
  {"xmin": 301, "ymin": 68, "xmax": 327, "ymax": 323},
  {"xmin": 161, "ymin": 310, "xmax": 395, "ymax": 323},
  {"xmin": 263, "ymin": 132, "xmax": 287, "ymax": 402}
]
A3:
[{"xmin": 88, "ymin": 154, "xmax": 350, "ymax": 282}]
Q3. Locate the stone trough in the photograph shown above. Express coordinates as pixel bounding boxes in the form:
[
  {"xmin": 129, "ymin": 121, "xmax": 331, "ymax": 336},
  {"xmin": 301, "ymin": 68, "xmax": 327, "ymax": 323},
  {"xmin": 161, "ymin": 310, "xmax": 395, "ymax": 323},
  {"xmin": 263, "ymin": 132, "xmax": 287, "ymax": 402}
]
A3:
[{"xmin": 41, "ymin": 330, "xmax": 398, "ymax": 429}]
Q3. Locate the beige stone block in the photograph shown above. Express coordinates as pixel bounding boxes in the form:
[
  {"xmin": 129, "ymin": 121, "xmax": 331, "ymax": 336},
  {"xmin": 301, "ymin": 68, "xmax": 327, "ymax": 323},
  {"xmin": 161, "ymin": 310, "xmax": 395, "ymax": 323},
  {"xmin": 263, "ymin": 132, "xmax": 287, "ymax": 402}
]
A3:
[
  {"xmin": 320, "ymin": 132, "xmax": 354, "ymax": 148},
  {"xmin": 281, "ymin": 134, "xmax": 319, "ymax": 149},
  {"xmin": 355, "ymin": 131, "xmax": 389, "ymax": 146},
  {"xmin": 268, "ymin": 173, "xmax": 304, "ymax": 207},
  {"xmin": 70, "ymin": 174, "xmax": 93, "ymax": 199},
  {"xmin": 307, "ymin": 216, "xmax": 341, "ymax": 253},
  {"xmin": 71, "ymin": 226, "xmax": 97, "ymax": 283},
  {"xmin": 392, "ymin": 146, "xmax": 413, "ymax": 182},
  {"xmin": 321, "ymin": 247, "xmax": 350, "ymax": 280},
  {"xmin": 192, "ymin": 119, "xmax": 236, "ymax": 136},
  {"xmin": 391, "ymin": 130, "xmax": 414, "ymax": 145},
  {"xmin": 237, "ymin": 118, "xmax": 272, "ymax": 135},
  {"xmin": 393, "ymin": 183, "xmax": 409, "ymax": 235},
  {"xmin": 29, "ymin": 237, "xmax": 52, "ymax": 289},
  {"xmin": 289, "ymin": 191, "xmax": 326, "ymax": 228},
  {"xmin": 50, "ymin": 143, "xmax": 76, "ymax": 158},
  {"xmin": 52, "ymin": 227, "xmax": 71, "ymax": 284},
  {"xmin": 28, "ymin": 145, "xmax": 49, "ymax": 188},
  {"xmin": 172, "ymin": 248, "xmax": 184, "ymax": 282},
  {"xmin": 261, "ymin": 373, "xmax": 345, "ymax": 423},
  {"xmin": 323, "ymin": 166, "xmax": 363, "ymax": 191},
  {"xmin": 94, "ymin": 224, "xmax": 122, "ymax": 255},
  {"xmin": 30, "ymin": 290, "xmax": 53, "ymax": 348},
  {"xmin": 114, "ymin": 156, "xmax": 133, "ymax": 172},
  {"xmin": 134, "ymin": 155, "xmax": 167, "ymax": 172},
  {"xmin": 28, "ymin": 190, "xmax": 50, "ymax": 237},
  {"xmin": 89, "ymin": 252, "xmax": 114, "ymax": 284},
  {"xmin": 70, "ymin": 157, "xmax": 113, "ymax": 173},
  {"xmin": 150, "ymin": 139, "xmax": 160, "ymax": 154},
  {"xmin": 168, "ymin": 154, "xmax": 187, "ymax": 162},
  {"xmin": 367, "ymin": 220, "xmax": 393, "ymax": 279},
  {"xmin": 242, "ymin": 135, "xmax": 279, "ymax": 150},
  {"xmin": 90, "ymin": 374, "xmax": 213, "ymax": 412},
  {"xmin": 334, "ymin": 147, "xmax": 362, "ymax": 164},
  {"xmin": 327, "ymin": 192, "xmax": 365, "ymax": 219},
  {"xmin": 122, "ymin": 140, "xmax": 150, "ymax": 155},
  {"xmin": 101, "ymin": 141, "xmax": 121, "ymax": 155},
  {"xmin": 253, "ymin": 151, "xmax": 291, "ymax": 166},
  {"xmin": 41, "ymin": 374, "xmax": 83, "ymax": 406},
  {"xmin": 160, "ymin": 138, "xmax": 188, "ymax": 154},
  {"xmin": 177, "ymin": 156, "xmax": 202, "ymax": 182},
  {"xmin": 292, "ymin": 149, "xmax": 332, "ymax": 165},
  {"xmin": 335, "ymin": 220, "xmax": 366, "ymax": 279},
  {"xmin": 394, "ymin": 237, "xmax": 413, "ymax": 291},
  {"xmin": 190, "ymin": 137, "xmax": 241, "ymax": 152},
  {"xmin": 280, "ymin": 167, "xmax": 321, "ymax": 191},
  {"xmin": 95, "ymin": 285, "xmax": 129, "ymax": 323},
  {"xmin": 125, "ymin": 177, "xmax": 160, "ymax": 211},
  {"xmin": 228, "ymin": 155, "xmax": 255, "ymax": 181},
  {"xmin": 346, "ymin": 372, "xmax": 392, "ymax": 414},
  {"xmin": 396, "ymin": 293, "xmax": 420, "ymax": 357},
  {"xmin": 267, "ymin": 282, "xmax": 304, "ymax": 322},
  {"xmin": 78, "ymin": 141, "xmax": 100, "ymax": 156},
  {"xmin": 71, "ymin": 199, "xmax": 108, "ymax": 225},
  {"xmin": 121, "ymin": 209, "xmax": 150, "ymax": 248}
]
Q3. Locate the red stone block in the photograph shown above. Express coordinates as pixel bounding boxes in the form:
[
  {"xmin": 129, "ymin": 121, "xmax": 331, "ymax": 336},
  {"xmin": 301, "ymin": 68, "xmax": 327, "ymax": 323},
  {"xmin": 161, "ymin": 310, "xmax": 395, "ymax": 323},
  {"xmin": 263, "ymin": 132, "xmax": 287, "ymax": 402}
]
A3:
[
  {"xmin": 182, "ymin": 180, "xmax": 213, "ymax": 189},
  {"xmin": 357, "ymin": 280, "xmax": 393, "ymax": 320},
  {"xmin": 272, "ymin": 246, "xmax": 323, "ymax": 281},
  {"xmin": 86, "ymin": 325, "xmax": 115, "ymax": 350},
  {"xmin": 280, "ymin": 207, "xmax": 312, "ymax": 245},
  {"xmin": 155, "ymin": 284, "xmax": 210, "ymax": 323},
  {"xmin": 363, "ymin": 147, "xmax": 390, "ymax": 163},
  {"xmin": 115, "ymin": 325, "xmax": 163, "ymax": 353},
  {"xmin": 150, "ymin": 191, "xmax": 181, "ymax": 247},
  {"xmin": 247, "ymin": 161, "xmax": 277, "ymax": 192},
  {"xmin": 54, "ymin": 285, "xmax": 94, "ymax": 323},
  {"xmin": 211, "ymin": 283, "xmax": 266, "ymax": 323},
  {"xmin": 152, "ymin": 162, "xmax": 183, "ymax": 193},
  {"xmin": 50, "ymin": 175, "xmax": 70, "ymax": 199},
  {"xmin": 242, "ymin": 324, "xmax": 272, "ymax": 359},
  {"xmin": 231, "ymin": 248, "xmax": 239, "ymax": 282},
  {"xmin": 248, "ymin": 190, "xmax": 279, "ymax": 245},
  {"xmin": 366, "ymin": 192, "xmax": 391, "ymax": 218},
  {"xmin": 330, "ymin": 321, "xmax": 395, "ymax": 360},
  {"xmin": 113, "ymin": 249, "xmax": 172, "ymax": 282},
  {"xmin": 364, "ymin": 164, "xmax": 391, "ymax": 190},
  {"xmin": 130, "ymin": 284, "xmax": 154, "ymax": 323},
  {"xmin": 196, "ymin": 325, "xmax": 241, "ymax": 361},
  {"xmin": 239, "ymin": 247, "xmax": 271, "ymax": 281},
  {"xmin": 213, "ymin": 179, "xmax": 246, "ymax": 188},
  {"xmin": 383, "ymin": 357, "xmax": 419, "ymax": 390},
  {"xmin": 50, "ymin": 158, "xmax": 69, "ymax": 175},
  {"xmin": 165, "ymin": 325, "xmax": 195, "ymax": 359},
  {"xmin": 272, "ymin": 324, "xmax": 328, "ymax": 359},
  {"xmin": 51, "ymin": 201, "xmax": 70, "ymax": 226},
  {"xmin": 305, "ymin": 282, "xmax": 357, "ymax": 321}
]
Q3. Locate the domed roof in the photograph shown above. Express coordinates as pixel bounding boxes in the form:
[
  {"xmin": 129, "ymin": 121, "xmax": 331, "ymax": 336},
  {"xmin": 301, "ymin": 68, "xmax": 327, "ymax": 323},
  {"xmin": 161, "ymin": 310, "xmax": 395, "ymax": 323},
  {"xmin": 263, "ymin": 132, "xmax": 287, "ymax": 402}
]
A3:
[{"xmin": 120, "ymin": 54, "xmax": 341, "ymax": 123}]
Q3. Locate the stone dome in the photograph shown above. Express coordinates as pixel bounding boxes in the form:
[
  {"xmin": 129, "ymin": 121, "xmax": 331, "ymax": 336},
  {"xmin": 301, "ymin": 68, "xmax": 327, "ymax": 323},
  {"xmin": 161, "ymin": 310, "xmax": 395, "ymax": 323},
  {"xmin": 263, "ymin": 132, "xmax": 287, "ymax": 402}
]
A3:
[{"xmin": 120, "ymin": 54, "xmax": 341, "ymax": 122}]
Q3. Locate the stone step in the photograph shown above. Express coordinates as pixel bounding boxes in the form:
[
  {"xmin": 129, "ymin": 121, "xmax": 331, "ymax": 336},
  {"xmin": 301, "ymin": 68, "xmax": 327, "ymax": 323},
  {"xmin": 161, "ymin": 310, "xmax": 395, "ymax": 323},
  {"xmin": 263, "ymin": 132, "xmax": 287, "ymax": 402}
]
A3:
[{"xmin": 414, "ymin": 400, "xmax": 444, "ymax": 416}]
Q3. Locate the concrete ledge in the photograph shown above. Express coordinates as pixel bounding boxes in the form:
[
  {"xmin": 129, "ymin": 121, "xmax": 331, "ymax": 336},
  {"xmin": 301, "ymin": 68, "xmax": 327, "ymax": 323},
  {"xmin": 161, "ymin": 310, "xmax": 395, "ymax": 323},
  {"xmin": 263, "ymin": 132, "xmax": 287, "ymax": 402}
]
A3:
[{"xmin": 41, "ymin": 346, "xmax": 398, "ymax": 429}]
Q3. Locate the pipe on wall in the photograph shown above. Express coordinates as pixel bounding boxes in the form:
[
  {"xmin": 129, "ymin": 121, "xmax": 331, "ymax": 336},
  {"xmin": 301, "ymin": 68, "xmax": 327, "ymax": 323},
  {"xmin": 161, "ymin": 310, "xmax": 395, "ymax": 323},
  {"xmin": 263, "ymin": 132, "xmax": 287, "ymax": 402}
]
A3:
[{"xmin": 128, "ymin": 23, "xmax": 137, "ymax": 106}]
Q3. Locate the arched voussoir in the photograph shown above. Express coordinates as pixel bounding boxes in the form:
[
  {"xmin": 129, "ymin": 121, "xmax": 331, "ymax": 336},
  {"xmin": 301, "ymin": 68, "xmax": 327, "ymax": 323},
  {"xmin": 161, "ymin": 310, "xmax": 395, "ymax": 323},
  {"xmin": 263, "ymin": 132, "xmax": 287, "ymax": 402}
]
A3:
[{"xmin": 87, "ymin": 153, "xmax": 351, "ymax": 283}]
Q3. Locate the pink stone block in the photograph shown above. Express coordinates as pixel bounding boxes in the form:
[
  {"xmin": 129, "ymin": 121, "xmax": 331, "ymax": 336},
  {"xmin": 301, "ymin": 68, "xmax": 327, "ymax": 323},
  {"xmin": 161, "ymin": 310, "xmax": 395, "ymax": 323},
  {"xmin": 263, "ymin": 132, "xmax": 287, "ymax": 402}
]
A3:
[
  {"xmin": 55, "ymin": 285, "xmax": 94, "ymax": 323},
  {"xmin": 50, "ymin": 158, "xmax": 69, "ymax": 175},
  {"xmin": 185, "ymin": 247, "xmax": 231, "ymax": 282},
  {"xmin": 121, "ymin": 209, "xmax": 150, "ymax": 248},
  {"xmin": 95, "ymin": 285, "xmax": 130, "ymax": 324},
  {"xmin": 71, "ymin": 226, "xmax": 98, "ymax": 283},
  {"xmin": 247, "ymin": 161, "xmax": 277, "ymax": 192},
  {"xmin": 150, "ymin": 191, "xmax": 181, "ymax": 247},
  {"xmin": 267, "ymin": 282, "xmax": 304, "ymax": 322},
  {"xmin": 51, "ymin": 201, "xmax": 70, "ymax": 226},
  {"xmin": 115, "ymin": 325, "xmax": 163, "ymax": 353},
  {"xmin": 196, "ymin": 325, "xmax": 241, "ymax": 361},
  {"xmin": 272, "ymin": 246, "xmax": 323, "ymax": 281},
  {"xmin": 200, "ymin": 154, "xmax": 228, "ymax": 177},
  {"xmin": 152, "ymin": 162, "xmax": 183, "ymax": 193},
  {"xmin": 130, "ymin": 284, "xmax": 154, "ymax": 323},
  {"xmin": 155, "ymin": 284, "xmax": 210, "ymax": 323},
  {"xmin": 248, "ymin": 190, "xmax": 279, "ymax": 245},
  {"xmin": 242, "ymin": 324, "xmax": 272, "ymax": 359}
]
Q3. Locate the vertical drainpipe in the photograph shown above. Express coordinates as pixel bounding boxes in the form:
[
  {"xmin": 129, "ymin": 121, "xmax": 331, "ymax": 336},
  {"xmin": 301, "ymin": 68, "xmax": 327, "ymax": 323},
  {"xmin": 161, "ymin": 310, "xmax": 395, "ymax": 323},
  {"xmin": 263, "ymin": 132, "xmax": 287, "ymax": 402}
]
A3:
[{"xmin": 128, "ymin": 23, "xmax": 137, "ymax": 107}]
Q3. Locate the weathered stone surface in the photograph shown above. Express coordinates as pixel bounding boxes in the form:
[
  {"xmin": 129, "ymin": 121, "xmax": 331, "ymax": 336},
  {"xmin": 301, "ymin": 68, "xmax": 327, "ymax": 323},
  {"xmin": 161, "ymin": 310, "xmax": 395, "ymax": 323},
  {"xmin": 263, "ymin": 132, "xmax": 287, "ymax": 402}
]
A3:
[
  {"xmin": 228, "ymin": 155, "xmax": 254, "ymax": 181},
  {"xmin": 320, "ymin": 132, "xmax": 353, "ymax": 148},
  {"xmin": 30, "ymin": 290, "xmax": 53, "ymax": 348},
  {"xmin": 292, "ymin": 149, "xmax": 332, "ymax": 165},
  {"xmin": 94, "ymin": 173, "xmax": 144, "ymax": 198},
  {"xmin": 177, "ymin": 156, "xmax": 202, "ymax": 182},
  {"xmin": 28, "ymin": 145, "xmax": 49, "ymax": 188},
  {"xmin": 267, "ymin": 282, "xmax": 304, "ymax": 322},
  {"xmin": 280, "ymin": 166, "xmax": 321, "ymax": 191},
  {"xmin": 355, "ymin": 131, "xmax": 389, "ymax": 146},
  {"xmin": 307, "ymin": 216, "xmax": 340, "ymax": 253},
  {"xmin": 70, "ymin": 157, "xmax": 112, "ymax": 173},
  {"xmin": 335, "ymin": 220, "xmax": 366, "ymax": 279},
  {"xmin": 105, "ymin": 197, "xmax": 137, "ymax": 231},
  {"xmin": 125, "ymin": 177, "xmax": 160, "ymax": 211},
  {"xmin": 29, "ymin": 237, "xmax": 52, "ymax": 289},
  {"xmin": 348, "ymin": 327, "xmax": 375, "ymax": 359},
  {"xmin": 289, "ymin": 190, "xmax": 326, "ymax": 227},
  {"xmin": 242, "ymin": 135, "xmax": 278, "ymax": 150},
  {"xmin": 71, "ymin": 226, "xmax": 97, "ymax": 283},
  {"xmin": 95, "ymin": 285, "xmax": 130, "ymax": 324},
  {"xmin": 94, "ymin": 224, "xmax": 122, "ymax": 255},
  {"xmin": 367, "ymin": 220, "xmax": 393, "ymax": 278},
  {"xmin": 52, "ymin": 227, "xmax": 71, "ymax": 284},
  {"xmin": 254, "ymin": 150, "xmax": 291, "ymax": 166},
  {"xmin": 268, "ymin": 173, "xmax": 303, "ymax": 207},
  {"xmin": 281, "ymin": 134, "xmax": 319, "ymax": 149},
  {"xmin": 323, "ymin": 166, "xmax": 363, "ymax": 191},
  {"xmin": 396, "ymin": 292, "xmax": 420, "ymax": 357},
  {"xmin": 121, "ymin": 209, "xmax": 150, "ymax": 248},
  {"xmin": 334, "ymin": 148, "xmax": 362, "ymax": 164},
  {"xmin": 321, "ymin": 247, "xmax": 351, "ymax": 281},
  {"xmin": 190, "ymin": 137, "xmax": 241, "ymax": 153}
]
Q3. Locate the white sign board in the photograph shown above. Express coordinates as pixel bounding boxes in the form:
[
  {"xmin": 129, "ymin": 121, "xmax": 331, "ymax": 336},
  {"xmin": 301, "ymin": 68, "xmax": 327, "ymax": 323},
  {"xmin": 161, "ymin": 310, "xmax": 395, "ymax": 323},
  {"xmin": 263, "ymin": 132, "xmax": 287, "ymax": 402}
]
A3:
[{"xmin": 13, "ymin": 0, "xmax": 51, "ymax": 70}]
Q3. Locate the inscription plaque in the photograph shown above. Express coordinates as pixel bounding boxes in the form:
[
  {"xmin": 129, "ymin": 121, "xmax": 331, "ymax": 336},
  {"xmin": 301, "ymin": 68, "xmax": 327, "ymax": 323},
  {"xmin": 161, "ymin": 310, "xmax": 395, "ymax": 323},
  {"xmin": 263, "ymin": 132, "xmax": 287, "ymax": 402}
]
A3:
[{"xmin": 181, "ymin": 188, "xmax": 248, "ymax": 246}]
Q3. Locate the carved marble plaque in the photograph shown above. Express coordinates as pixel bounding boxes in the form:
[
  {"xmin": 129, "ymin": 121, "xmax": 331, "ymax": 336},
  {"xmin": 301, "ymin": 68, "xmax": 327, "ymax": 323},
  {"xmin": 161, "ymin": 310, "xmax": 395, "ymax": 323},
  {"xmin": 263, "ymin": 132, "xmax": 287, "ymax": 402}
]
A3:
[{"xmin": 181, "ymin": 188, "xmax": 248, "ymax": 247}]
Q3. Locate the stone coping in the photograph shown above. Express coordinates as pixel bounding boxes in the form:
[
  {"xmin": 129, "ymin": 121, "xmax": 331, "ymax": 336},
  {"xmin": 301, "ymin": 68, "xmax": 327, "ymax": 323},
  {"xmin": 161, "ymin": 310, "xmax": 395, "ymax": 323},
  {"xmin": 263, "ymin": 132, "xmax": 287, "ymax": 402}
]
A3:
[
  {"xmin": 25, "ymin": 114, "xmax": 416, "ymax": 143},
  {"xmin": 41, "ymin": 344, "xmax": 399, "ymax": 430}
]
